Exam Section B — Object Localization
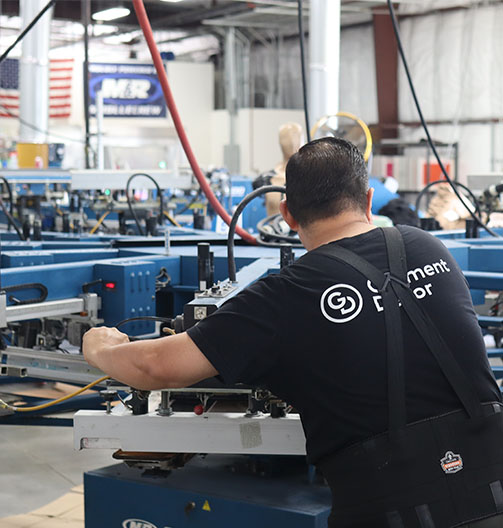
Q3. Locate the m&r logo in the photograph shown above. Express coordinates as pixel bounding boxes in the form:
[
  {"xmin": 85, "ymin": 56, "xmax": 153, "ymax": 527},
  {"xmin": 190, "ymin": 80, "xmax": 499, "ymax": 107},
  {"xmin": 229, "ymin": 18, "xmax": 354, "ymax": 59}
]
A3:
[{"xmin": 123, "ymin": 520, "xmax": 160, "ymax": 528}]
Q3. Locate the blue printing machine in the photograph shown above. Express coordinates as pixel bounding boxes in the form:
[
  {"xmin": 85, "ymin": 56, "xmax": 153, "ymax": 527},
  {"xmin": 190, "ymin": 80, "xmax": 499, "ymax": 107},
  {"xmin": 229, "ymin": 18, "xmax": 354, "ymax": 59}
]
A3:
[
  {"xmin": 2, "ymin": 227, "xmax": 503, "ymax": 330},
  {"xmin": 0, "ymin": 175, "xmax": 266, "ymax": 234},
  {"xmin": 0, "ymin": 232, "xmax": 280, "ymax": 335},
  {"xmin": 2, "ymin": 227, "xmax": 503, "ymax": 527},
  {"xmin": 85, "ymin": 457, "xmax": 331, "ymax": 528}
]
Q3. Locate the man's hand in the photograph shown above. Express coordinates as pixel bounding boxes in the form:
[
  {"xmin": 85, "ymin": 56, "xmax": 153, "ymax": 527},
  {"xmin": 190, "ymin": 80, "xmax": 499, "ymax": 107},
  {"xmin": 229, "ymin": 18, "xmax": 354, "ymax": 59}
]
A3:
[{"xmin": 83, "ymin": 326, "xmax": 129, "ymax": 368}]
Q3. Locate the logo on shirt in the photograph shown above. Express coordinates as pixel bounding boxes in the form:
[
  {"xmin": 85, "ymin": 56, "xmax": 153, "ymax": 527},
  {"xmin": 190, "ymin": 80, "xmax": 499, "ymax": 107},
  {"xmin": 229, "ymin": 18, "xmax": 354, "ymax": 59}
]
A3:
[
  {"xmin": 320, "ymin": 284, "xmax": 363, "ymax": 324},
  {"xmin": 440, "ymin": 451, "xmax": 463, "ymax": 474}
]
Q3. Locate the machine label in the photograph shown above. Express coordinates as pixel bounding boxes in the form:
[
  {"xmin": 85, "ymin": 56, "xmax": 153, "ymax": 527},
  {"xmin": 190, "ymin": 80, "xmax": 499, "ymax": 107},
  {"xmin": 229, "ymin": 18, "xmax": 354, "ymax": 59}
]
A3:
[
  {"xmin": 122, "ymin": 519, "xmax": 158, "ymax": 528},
  {"xmin": 202, "ymin": 500, "xmax": 212, "ymax": 512}
]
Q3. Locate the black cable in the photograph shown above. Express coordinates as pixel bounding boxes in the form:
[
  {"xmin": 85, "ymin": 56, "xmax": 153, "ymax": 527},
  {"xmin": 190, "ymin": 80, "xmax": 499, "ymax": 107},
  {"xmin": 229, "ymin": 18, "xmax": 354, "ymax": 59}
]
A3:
[
  {"xmin": 0, "ymin": 176, "xmax": 14, "ymax": 231},
  {"xmin": 82, "ymin": 279, "xmax": 103, "ymax": 293},
  {"xmin": 256, "ymin": 214, "xmax": 300, "ymax": 244},
  {"xmin": 176, "ymin": 192, "xmax": 201, "ymax": 216},
  {"xmin": 0, "ymin": 197, "xmax": 24, "ymax": 240},
  {"xmin": 116, "ymin": 316, "xmax": 173, "ymax": 329},
  {"xmin": 0, "ymin": 0, "xmax": 56, "ymax": 65},
  {"xmin": 227, "ymin": 185, "xmax": 286, "ymax": 282},
  {"xmin": 2, "ymin": 283, "xmax": 48, "ymax": 305},
  {"xmin": 126, "ymin": 173, "xmax": 164, "ymax": 237},
  {"xmin": 272, "ymin": 214, "xmax": 285, "ymax": 234},
  {"xmin": 256, "ymin": 237, "xmax": 303, "ymax": 248},
  {"xmin": 297, "ymin": 0, "xmax": 311, "ymax": 142},
  {"xmin": 386, "ymin": 0, "xmax": 499, "ymax": 238},
  {"xmin": 415, "ymin": 180, "xmax": 482, "ymax": 218}
]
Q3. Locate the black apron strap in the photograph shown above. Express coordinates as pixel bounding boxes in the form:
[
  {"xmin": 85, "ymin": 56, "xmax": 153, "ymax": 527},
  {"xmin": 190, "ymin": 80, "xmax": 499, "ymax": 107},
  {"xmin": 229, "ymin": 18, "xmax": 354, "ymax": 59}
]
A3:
[
  {"xmin": 316, "ymin": 243, "xmax": 387, "ymax": 292},
  {"xmin": 381, "ymin": 226, "xmax": 408, "ymax": 285},
  {"xmin": 316, "ymin": 227, "xmax": 483, "ymax": 426},
  {"xmin": 316, "ymin": 234, "xmax": 407, "ymax": 434},
  {"xmin": 382, "ymin": 227, "xmax": 483, "ymax": 421},
  {"xmin": 381, "ymin": 284, "xmax": 407, "ymax": 434}
]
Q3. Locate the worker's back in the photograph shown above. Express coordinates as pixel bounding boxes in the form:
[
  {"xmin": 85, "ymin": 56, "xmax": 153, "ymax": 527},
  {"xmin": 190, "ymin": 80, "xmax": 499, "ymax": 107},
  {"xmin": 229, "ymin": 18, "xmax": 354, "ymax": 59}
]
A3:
[{"xmin": 187, "ymin": 225, "xmax": 500, "ymax": 466}]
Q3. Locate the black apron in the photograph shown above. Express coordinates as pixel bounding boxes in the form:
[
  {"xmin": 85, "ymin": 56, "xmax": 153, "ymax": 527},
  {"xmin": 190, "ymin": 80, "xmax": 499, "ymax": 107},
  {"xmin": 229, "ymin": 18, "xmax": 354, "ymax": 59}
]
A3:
[{"xmin": 316, "ymin": 227, "xmax": 503, "ymax": 528}]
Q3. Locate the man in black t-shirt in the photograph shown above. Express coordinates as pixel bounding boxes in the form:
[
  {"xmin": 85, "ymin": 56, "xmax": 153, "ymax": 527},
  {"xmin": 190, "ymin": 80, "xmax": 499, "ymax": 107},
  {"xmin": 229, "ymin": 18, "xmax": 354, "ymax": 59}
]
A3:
[{"xmin": 83, "ymin": 138, "xmax": 502, "ymax": 528}]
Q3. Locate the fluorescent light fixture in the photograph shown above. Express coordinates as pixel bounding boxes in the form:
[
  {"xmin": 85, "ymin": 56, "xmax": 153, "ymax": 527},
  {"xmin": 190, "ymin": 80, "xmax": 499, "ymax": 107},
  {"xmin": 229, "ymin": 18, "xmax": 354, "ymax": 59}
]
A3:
[
  {"xmin": 93, "ymin": 24, "xmax": 119, "ymax": 36},
  {"xmin": 160, "ymin": 0, "xmax": 185, "ymax": 3},
  {"xmin": 92, "ymin": 7, "xmax": 130, "ymax": 22}
]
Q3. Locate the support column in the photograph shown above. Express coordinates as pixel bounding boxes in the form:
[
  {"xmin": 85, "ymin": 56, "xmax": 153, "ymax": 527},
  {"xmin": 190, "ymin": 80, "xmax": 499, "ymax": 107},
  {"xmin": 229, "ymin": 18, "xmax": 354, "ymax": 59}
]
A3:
[
  {"xmin": 19, "ymin": 0, "xmax": 53, "ymax": 143},
  {"xmin": 373, "ymin": 6, "xmax": 399, "ymax": 145},
  {"xmin": 82, "ymin": 0, "xmax": 91, "ymax": 168},
  {"xmin": 309, "ymin": 0, "xmax": 340, "ymax": 125},
  {"xmin": 224, "ymin": 27, "xmax": 240, "ymax": 173}
]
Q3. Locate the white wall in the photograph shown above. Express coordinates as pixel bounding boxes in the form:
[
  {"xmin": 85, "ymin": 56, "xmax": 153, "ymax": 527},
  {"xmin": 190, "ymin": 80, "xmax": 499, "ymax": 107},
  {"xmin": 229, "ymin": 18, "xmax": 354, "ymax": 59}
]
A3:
[
  {"xmin": 6, "ymin": 4, "xmax": 502, "ymax": 183},
  {"xmin": 249, "ymin": 25, "xmax": 379, "ymax": 125},
  {"xmin": 1, "ymin": 39, "xmax": 215, "ymax": 170},
  {"xmin": 398, "ymin": 6, "xmax": 503, "ymax": 122},
  {"xmin": 339, "ymin": 25, "xmax": 378, "ymax": 125},
  {"xmin": 1, "ymin": 42, "xmax": 304, "ymax": 177},
  {"xmin": 211, "ymin": 108, "xmax": 305, "ymax": 176},
  {"xmin": 397, "ymin": 4, "xmax": 503, "ymax": 182}
]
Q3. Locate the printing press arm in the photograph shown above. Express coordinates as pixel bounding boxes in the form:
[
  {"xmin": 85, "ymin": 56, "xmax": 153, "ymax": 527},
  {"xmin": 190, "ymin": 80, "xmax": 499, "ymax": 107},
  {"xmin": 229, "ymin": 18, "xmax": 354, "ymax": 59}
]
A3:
[{"xmin": 82, "ymin": 327, "xmax": 218, "ymax": 390}]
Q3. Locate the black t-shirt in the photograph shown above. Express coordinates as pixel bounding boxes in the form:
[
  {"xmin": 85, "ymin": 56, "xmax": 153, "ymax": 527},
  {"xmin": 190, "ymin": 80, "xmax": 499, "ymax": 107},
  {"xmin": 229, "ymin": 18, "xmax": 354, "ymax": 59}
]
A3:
[{"xmin": 187, "ymin": 226, "xmax": 501, "ymax": 464}]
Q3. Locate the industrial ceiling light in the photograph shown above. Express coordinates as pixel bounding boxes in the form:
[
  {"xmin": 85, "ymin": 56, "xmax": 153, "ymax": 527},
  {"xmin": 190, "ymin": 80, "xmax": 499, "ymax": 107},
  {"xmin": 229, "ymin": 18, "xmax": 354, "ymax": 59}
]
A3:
[
  {"xmin": 159, "ymin": 0, "xmax": 186, "ymax": 3},
  {"xmin": 92, "ymin": 6, "xmax": 130, "ymax": 22}
]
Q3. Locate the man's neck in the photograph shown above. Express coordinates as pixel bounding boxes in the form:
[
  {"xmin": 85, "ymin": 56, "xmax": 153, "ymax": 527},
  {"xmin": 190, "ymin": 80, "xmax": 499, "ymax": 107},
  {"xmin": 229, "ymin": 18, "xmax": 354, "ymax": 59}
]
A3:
[{"xmin": 299, "ymin": 212, "xmax": 376, "ymax": 252}]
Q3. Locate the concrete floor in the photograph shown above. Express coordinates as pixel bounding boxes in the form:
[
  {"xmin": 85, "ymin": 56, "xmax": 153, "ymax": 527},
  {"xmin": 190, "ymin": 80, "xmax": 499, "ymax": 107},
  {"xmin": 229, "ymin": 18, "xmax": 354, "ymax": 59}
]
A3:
[{"xmin": 0, "ymin": 421, "xmax": 115, "ymax": 518}]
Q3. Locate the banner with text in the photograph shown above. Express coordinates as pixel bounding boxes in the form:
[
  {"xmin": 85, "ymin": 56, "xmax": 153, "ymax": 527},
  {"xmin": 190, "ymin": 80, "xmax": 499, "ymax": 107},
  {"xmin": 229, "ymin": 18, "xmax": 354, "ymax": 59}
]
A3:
[{"xmin": 88, "ymin": 63, "xmax": 167, "ymax": 118}]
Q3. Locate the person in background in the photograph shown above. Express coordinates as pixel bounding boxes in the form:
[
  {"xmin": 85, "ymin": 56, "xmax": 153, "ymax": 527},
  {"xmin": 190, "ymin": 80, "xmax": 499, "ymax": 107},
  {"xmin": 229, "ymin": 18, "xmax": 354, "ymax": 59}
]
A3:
[{"xmin": 253, "ymin": 122, "xmax": 304, "ymax": 217}]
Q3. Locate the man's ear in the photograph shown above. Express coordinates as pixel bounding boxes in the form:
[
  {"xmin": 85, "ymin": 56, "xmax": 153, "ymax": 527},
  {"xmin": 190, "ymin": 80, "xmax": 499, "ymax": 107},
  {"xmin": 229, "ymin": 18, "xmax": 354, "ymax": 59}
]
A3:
[
  {"xmin": 366, "ymin": 187, "xmax": 374, "ymax": 223},
  {"xmin": 279, "ymin": 199, "xmax": 300, "ymax": 231}
]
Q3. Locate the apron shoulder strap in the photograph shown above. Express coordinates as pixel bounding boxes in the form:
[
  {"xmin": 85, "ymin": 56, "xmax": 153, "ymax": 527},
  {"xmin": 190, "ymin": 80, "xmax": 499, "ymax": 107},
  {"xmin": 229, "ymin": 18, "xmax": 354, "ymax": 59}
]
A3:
[
  {"xmin": 316, "ymin": 231, "xmax": 407, "ymax": 433},
  {"xmin": 383, "ymin": 227, "xmax": 483, "ymax": 420},
  {"xmin": 316, "ymin": 226, "xmax": 483, "ymax": 430}
]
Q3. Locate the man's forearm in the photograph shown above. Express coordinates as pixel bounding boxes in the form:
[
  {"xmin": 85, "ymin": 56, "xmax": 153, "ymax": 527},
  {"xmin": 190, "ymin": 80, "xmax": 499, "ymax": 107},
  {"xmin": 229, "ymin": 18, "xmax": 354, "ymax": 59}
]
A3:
[
  {"xmin": 84, "ymin": 331, "xmax": 218, "ymax": 390},
  {"xmin": 87, "ymin": 337, "xmax": 177, "ymax": 390}
]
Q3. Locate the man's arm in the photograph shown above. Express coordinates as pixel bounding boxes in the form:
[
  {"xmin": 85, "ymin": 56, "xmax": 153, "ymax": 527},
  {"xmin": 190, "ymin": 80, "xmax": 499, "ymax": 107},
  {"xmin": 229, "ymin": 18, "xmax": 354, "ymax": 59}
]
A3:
[{"xmin": 82, "ymin": 327, "xmax": 218, "ymax": 390}]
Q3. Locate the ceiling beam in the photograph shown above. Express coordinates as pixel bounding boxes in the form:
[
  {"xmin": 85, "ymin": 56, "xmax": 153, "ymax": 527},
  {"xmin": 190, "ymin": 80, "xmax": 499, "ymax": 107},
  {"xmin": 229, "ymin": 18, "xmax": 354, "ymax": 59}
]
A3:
[{"xmin": 150, "ymin": 3, "xmax": 254, "ymax": 29}]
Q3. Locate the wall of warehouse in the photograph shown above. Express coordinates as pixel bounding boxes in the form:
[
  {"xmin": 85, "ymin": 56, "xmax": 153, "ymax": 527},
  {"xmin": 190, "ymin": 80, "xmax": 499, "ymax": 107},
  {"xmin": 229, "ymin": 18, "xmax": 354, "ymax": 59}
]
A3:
[
  {"xmin": 0, "ymin": 43, "xmax": 216, "ymax": 171},
  {"xmin": 4, "ymin": 3, "xmax": 503, "ymax": 182},
  {"xmin": 396, "ymin": 3, "xmax": 503, "ymax": 182},
  {"xmin": 339, "ymin": 25, "xmax": 378, "ymax": 125},
  {"xmin": 210, "ymin": 108, "xmax": 305, "ymax": 175},
  {"xmin": 247, "ymin": 25, "xmax": 378, "ymax": 123},
  {"xmin": 0, "ymin": 40, "xmax": 305, "ymax": 177},
  {"xmin": 315, "ymin": 3, "xmax": 503, "ymax": 187},
  {"xmin": 336, "ymin": 3, "xmax": 503, "ymax": 186}
]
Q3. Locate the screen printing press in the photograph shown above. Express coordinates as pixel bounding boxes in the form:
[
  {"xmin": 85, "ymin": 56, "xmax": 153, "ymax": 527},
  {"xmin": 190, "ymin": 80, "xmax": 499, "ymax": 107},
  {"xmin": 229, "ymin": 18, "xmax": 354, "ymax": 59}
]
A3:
[{"xmin": 1, "ymin": 227, "xmax": 503, "ymax": 527}]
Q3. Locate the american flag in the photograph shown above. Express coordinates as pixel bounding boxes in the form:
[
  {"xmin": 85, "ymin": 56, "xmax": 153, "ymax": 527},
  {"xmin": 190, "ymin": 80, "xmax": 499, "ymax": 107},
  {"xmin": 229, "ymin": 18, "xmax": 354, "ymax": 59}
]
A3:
[{"xmin": 0, "ymin": 58, "xmax": 73, "ymax": 119}]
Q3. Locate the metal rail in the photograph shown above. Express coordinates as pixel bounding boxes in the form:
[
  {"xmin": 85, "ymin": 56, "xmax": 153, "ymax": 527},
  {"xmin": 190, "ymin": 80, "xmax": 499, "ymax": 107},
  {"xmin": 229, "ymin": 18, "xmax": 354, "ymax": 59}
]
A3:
[{"xmin": 1, "ymin": 346, "xmax": 106, "ymax": 385}]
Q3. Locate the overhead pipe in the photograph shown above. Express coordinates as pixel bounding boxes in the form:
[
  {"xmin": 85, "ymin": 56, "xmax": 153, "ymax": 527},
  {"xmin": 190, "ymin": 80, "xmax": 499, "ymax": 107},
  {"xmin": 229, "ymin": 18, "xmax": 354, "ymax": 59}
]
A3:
[{"xmin": 132, "ymin": 0, "xmax": 256, "ymax": 244}]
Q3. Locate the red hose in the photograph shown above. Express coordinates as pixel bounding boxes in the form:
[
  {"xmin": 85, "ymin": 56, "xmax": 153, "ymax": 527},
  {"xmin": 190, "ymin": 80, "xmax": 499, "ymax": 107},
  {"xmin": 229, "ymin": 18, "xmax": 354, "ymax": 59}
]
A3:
[{"xmin": 132, "ymin": 0, "xmax": 257, "ymax": 245}]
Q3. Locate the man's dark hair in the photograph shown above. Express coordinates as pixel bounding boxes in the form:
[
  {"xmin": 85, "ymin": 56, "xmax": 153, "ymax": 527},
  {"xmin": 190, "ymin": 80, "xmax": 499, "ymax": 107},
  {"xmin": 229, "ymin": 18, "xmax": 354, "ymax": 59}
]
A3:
[{"xmin": 285, "ymin": 137, "xmax": 368, "ymax": 226}]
